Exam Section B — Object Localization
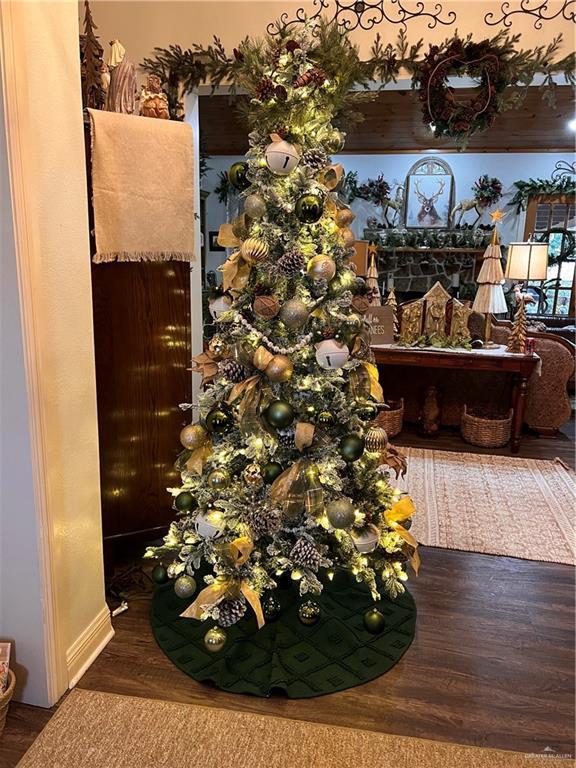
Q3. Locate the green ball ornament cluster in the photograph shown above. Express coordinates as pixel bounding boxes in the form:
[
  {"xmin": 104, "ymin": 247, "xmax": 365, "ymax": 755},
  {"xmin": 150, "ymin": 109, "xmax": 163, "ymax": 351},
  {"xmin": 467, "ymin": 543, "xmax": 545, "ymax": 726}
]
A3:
[
  {"xmin": 205, "ymin": 407, "xmax": 233, "ymax": 434},
  {"xmin": 295, "ymin": 194, "xmax": 323, "ymax": 223},
  {"xmin": 326, "ymin": 498, "xmax": 355, "ymax": 529},
  {"xmin": 204, "ymin": 626, "xmax": 227, "ymax": 653},
  {"xmin": 339, "ymin": 434, "xmax": 365, "ymax": 462},
  {"xmin": 174, "ymin": 491, "xmax": 197, "ymax": 512},
  {"xmin": 363, "ymin": 607, "xmax": 386, "ymax": 634},
  {"xmin": 262, "ymin": 461, "xmax": 283, "ymax": 484},
  {"xmin": 174, "ymin": 574, "xmax": 197, "ymax": 599},
  {"xmin": 264, "ymin": 400, "xmax": 294, "ymax": 429},
  {"xmin": 228, "ymin": 161, "xmax": 250, "ymax": 191},
  {"xmin": 298, "ymin": 600, "xmax": 321, "ymax": 626}
]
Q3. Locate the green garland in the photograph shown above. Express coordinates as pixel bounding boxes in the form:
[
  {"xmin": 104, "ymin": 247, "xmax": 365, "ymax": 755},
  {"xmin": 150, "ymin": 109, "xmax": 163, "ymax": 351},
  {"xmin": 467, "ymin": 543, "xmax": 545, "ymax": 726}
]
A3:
[
  {"xmin": 142, "ymin": 21, "xmax": 575, "ymax": 145},
  {"xmin": 509, "ymin": 176, "xmax": 576, "ymax": 213}
]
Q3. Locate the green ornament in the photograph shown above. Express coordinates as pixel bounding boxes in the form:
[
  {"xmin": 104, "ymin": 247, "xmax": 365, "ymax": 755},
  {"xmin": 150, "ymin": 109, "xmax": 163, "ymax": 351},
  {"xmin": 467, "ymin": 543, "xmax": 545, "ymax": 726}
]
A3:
[
  {"xmin": 174, "ymin": 491, "xmax": 197, "ymax": 512},
  {"xmin": 263, "ymin": 594, "xmax": 281, "ymax": 621},
  {"xmin": 228, "ymin": 161, "xmax": 250, "ymax": 191},
  {"xmin": 262, "ymin": 461, "xmax": 283, "ymax": 484},
  {"xmin": 317, "ymin": 411, "xmax": 334, "ymax": 426},
  {"xmin": 298, "ymin": 599, "xmax": 321, "ymax": 626},
  {"xmin": 245, "ymin": 193, "xmax": 266, "ymax": 219},
  {"xmin": 264, "ymin": 400, "xmax": 295, "ymax": 429},
  {"xmin": 295, "ymin": 193, "xmax": 323, "ymax": 224},
  {"xmin": 354, "ymin": 399, "xmax": 378, "ymax": 421},
  {"xmin": 304, "ymin": 403, "xmax": 316, "ymax": 418},
  {"xmin": 325, "ymin": 129, "xmax": 345, "ymax": 153},
  {"xmin": 204, "ymin": 626, "xmax": 227, "ymax": 653},
  {"xmin": 174, "ymin": 574, "xmax": 197, "ymax": 599},
  {"xmin": 326, "ymin": 498, "xmax": 355, "ymax": 529},
  {"xmin": 205, "ymin": 407, "xmax": 233, "ymax": 434},
  {"xmin": 152, "ymin": 564, "xmax": 168, "ymax": 584},
  {"xmin": 339, "ymin": 434, "xmax": 365, "ymax": 462},
  {"xmin": 207, "ymin": 468, "xmax": 231, "ymax": 490},
  {"xmin": 363, "ymin": 607, "xmax": 386, "ymax": 634}
]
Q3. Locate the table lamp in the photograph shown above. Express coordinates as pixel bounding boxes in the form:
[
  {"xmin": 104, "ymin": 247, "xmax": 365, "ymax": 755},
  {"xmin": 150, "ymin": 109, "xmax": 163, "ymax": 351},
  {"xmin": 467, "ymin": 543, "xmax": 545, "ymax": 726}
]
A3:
[{"xmin": 503, "ymin": 239, "xmax": 548, "ymax": 353}]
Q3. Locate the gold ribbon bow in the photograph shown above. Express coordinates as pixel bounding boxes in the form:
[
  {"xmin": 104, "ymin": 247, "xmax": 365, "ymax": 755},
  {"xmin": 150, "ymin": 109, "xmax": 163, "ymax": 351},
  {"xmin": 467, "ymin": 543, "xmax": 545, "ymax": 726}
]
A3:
[
  {"xmin": 270, "ymin": 459, "xmax": 323, "ymax": 521},
  {"xmin": 180, "ymin": 574, "xmax": 265, "ymax": 629},
  {"xmin": 384, "ymin": 496, "xmax": 420, "ymax": 575},
  {"xmin": 217, "ymin": 536, "xmax": 254, "ymax": 567},
  {"xmin": 185, "ymin": 440, "xmax": 213, "ymax": 475},
  {"xmin": 349, "ymin": 362, "xmax": 384, "ymax": 403}
]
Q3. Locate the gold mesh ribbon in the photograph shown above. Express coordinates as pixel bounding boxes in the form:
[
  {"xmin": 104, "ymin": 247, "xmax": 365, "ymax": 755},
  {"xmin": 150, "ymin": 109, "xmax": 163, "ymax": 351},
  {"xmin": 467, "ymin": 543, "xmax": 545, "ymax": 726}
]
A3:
[
  {"xmin": 384, "ymin": 497, "xmax": 420, "ymax": 575},
  {"xmin": 270, "ymin": 459, "xmax": 323, "ymax": 521}
]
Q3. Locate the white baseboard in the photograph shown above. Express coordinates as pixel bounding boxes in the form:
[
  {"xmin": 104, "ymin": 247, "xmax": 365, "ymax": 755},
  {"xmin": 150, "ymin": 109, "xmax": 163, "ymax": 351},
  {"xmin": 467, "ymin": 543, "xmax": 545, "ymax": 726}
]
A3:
[{"xmin": 66, "ymin": 605, "xmax": 114, "ymax": 688}]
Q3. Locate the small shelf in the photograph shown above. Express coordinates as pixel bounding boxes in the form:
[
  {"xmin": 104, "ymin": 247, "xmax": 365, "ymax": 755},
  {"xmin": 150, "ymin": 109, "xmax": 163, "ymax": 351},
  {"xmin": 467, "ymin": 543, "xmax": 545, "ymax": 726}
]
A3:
[{"xmin": 377, "ymin": 247, "xmax": 485, "ymax": 254}]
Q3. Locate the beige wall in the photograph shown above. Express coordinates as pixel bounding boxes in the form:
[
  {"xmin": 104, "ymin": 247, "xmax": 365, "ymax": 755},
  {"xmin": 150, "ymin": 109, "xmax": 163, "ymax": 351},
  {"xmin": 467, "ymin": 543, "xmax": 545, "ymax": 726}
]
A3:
[
  {"xmin": 86, "ymin": 0, "xmax": 574, "ymax": 80},
  {"xmin": 1, "ymin": 0, "xmax": 112, "ymax": 705}
]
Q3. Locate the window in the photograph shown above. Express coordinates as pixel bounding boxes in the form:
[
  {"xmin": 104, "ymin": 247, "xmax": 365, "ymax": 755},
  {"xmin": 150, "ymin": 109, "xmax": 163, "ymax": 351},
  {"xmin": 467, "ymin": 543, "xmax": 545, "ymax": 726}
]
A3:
[{"xmin": 523, "ymin": 196, "xmax": 575, "ymax": 316}]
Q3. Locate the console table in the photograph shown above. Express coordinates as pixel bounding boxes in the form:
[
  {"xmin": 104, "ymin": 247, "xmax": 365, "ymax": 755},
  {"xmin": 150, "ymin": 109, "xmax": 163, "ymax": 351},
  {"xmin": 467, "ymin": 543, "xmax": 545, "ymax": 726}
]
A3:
[{"xmin": 371, "ymin": 344, "xmax": 541, "ymax": 453}]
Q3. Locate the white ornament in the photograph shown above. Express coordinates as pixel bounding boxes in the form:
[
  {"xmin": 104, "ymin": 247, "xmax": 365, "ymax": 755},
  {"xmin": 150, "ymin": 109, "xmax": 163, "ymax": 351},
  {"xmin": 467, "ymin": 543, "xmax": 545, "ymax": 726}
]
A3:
[
  {"xmin": 351, "ymin": 525, "xmax": 380, "ymax": 554},
  {"xmin": 265, "ymin": 139, "xmax": 300, "ymax": 176},
  {"xmin": 315, "ymin": 339, "xmax": 349, "ymax": 370},
  {"xmin": 209, "ymin": 295, "xmax": 232, "ymax": 320},
  {"xmin": 194, "ymin": 509, "xmax": 225, "ymax": 539}
]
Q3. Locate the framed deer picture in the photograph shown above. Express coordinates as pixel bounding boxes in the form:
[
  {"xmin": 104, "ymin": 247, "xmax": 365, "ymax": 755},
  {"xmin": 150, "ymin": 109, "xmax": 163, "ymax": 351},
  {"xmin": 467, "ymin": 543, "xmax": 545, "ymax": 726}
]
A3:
[{"xmin": 404, "ymin": 157, "xmax": 454, "ymax": 229}]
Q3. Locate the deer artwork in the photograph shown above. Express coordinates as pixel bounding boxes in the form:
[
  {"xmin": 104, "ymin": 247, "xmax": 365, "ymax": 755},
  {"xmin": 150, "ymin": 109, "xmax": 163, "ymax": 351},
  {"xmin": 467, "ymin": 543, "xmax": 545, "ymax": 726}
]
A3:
[
  {"xmin": 414, "ymin": 178, "xmax": 445, "ymax": 226},
  {"xmin": 451, "ymin": 195, "xmax": 489, "ymax": 227},
  {"xmin": 381, "ymin": 185, "xmax": 405, "ymax": 227}
]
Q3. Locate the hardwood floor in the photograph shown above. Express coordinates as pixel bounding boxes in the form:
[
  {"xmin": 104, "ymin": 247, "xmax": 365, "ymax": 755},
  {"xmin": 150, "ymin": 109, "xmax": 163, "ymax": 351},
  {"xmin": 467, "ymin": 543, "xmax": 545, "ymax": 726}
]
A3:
[{"xmin": 2, "ymin": 430, "xmax": 574, "ymax": 766}]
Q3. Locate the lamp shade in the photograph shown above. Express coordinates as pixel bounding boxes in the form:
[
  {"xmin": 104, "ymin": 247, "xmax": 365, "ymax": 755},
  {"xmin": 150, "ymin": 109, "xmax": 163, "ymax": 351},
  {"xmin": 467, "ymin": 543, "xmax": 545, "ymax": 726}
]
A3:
[{"xmin": 504, "ymin": 242, "xmax": 548, "ymax": 281}]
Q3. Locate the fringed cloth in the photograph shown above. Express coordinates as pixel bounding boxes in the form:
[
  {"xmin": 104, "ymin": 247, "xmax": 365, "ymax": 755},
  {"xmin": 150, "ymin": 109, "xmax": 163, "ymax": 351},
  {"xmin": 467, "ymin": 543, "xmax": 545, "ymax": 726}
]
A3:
[{"xmin": 88, "ymin": 109, "xmax": 195, "ymax": 263}]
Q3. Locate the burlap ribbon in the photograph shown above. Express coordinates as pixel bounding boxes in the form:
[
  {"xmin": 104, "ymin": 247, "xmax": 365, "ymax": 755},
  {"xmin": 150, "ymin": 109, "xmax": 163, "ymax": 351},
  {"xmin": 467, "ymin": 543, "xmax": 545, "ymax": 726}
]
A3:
[
  {"xmin": 180, "ymin": 537, "xmax": 264, "ymax": 628},
  {"xmin": 384, "ymin": 497, "xmax": 420, "ymax": 575},
  {"xmin": 349, "ymin": 362, "xmax": 384, "ymax": 402},
  {"xmin": 270, "ymin": 459, "xmax": 323, "ymax": 521}
]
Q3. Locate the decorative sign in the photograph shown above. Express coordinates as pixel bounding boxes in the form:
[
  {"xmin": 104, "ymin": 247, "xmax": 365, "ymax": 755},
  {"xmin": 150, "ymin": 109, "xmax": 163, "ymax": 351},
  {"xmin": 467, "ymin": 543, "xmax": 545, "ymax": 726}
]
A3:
[{"xmin": 366, "ymin": 305, "xmax": 395, "ymax": 345}]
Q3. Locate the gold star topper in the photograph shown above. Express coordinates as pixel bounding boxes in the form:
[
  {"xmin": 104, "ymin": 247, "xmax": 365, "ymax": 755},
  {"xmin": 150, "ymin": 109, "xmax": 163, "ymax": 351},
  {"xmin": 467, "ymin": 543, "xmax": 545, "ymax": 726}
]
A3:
[{"xmin": 490, "ymin": 209, "xmax": 507, "ymax": 223}]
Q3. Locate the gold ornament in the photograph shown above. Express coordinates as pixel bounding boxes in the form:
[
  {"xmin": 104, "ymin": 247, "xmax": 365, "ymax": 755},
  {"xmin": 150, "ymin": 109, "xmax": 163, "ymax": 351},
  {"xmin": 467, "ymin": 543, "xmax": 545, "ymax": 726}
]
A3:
[
  {"xmin": 245, "ymin": 194, "xmax": 266, "ymax": 219},
  {"xmin": 208, "ymin": 335, "xmax": 228, "ymax": 360},
  {"xmin": 241, "ymin": 237, "xmax": 269, "ymax": 265},
  {"xmin": 265, "ymin": 354, "xmax": 293, "ymax": 382},
  {"xmin": 306, "ymin": 254, "xmax": 336, "ymax": 281},
  {"xmin": 365, "ymin": 425, "xmax": 388, "ymax": 453},
  {"xmin": 243, "ymin": 462, "xmax": 263, "ymax": 486},
  {"xmin": 207, "ymin": 468, "xmax": 231, "ymax": 490},
  {"xmin": 335, "ymin": 208, "xmax": 355, "ymax": 228},
  {"xmin": 340, "ymin": 228, "xmax": 355, "ymax": 248},
  {"xmin": 253, "ymin": 295, "xmax": 280, "ymax": 319},
  {"xmin": 279, "ymin": 298, "xmax": 309, "ymax": 329},
  {"xmin": 204, "ymin": 626, "xmax": 227, "ymax": 653},
  {"xmin": 180, "ymin": 424, "xmax": 208, "ymax": 451}
]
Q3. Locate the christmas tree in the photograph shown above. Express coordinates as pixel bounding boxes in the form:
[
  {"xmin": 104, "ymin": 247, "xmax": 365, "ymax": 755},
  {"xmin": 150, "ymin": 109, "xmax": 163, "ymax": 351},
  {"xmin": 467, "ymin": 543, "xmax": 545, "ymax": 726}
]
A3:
[
  {"xmin": 472, "ymin": 210, "xmax": 508, "ymax": 346},
  {"xmin": 146, "ymin": 22, "xmax": 418, "ymax": 641}
]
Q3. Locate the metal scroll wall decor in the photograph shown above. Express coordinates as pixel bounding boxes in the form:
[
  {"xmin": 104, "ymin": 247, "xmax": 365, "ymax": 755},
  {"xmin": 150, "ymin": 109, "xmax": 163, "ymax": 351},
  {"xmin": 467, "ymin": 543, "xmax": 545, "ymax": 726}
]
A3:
[
  {"xmin": 485, "ymin": 0, "xmax": 576, "ymax": 29},
  {"xmin": 267, "ymin": 0, "xmax": 457, "ymax": 34}
]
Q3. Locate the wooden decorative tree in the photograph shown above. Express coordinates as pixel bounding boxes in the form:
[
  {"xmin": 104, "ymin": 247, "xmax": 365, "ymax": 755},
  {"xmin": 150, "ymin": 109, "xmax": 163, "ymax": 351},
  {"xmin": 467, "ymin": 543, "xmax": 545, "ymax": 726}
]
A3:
[
  {"xmin": 506, "ymin": 298, "xmax": 527, "ymax": 353},
  {"xmin": 366, "ymin": 245, "xmax": 381, "ymax": 306},
  {"xmin": 472, "ymin": 211, "xmax": 508, "ymax": 346},
  {"xmin": 385, "ymin": 287, "xmax": 398, "ymax": 337},
  {"xmin": 80, "ymin": 0, "xmax": 107, "ymax": 110}
]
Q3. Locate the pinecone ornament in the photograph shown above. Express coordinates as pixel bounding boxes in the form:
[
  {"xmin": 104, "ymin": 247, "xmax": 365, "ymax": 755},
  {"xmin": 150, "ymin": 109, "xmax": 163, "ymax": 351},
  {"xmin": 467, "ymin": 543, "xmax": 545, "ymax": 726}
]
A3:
[
  {"xmin": 218, "ymin": 359, "xmax": 245, "ymax": 383},
  {"xmin": 277, "ymin": 427, "xmax": 295, "ymax": 450},
  {"xmin": 290, "ymin": 537, "xmax": 322, "ymax": 572},
  {"xmin": 277, "ymin": 247, "xmax": 306, "ymax": 276},
  {"xmin": 255, "ymin": 77, "xmax": 275, "ymax": 101},
  {"xmin": 301, "ymin": 147, "xmax": 329, "ymax": 170},
  {"xmin": 243, "ymin": 505, "xmax": 282, "ymax": 538},
  {"xmin": 217, "ymin": 598, "xmax": 247, "ymax": 628},
  {"xmin": 293, "ymin": 67, "xmax": 327, "ymax": 89}
]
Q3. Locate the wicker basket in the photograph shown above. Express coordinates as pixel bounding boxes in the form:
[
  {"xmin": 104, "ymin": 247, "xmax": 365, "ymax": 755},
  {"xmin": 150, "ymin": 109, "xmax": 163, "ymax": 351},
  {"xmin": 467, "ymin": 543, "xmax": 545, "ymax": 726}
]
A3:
[
  {"xmin": 0, "ymin": 670, "xmax": 15, "ymax": 737},
  {"xmin": 461, "ymin": 405, "xmax": 513, "ymax": 448},
  {"xmin": 375, "ymin": 398, "xmax": 404, "ymax": 438}
]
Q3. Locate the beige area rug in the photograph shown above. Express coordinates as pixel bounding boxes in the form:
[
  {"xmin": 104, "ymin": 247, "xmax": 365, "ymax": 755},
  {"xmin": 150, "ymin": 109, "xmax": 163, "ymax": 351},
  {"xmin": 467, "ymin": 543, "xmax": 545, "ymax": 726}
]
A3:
[
  {"xmin": 397, "ymin": 448, "xmax": 575, "ymax": 565},
  {"xmin": 18, "ymin": 688, "xmax": 557, "ymax": 768}
]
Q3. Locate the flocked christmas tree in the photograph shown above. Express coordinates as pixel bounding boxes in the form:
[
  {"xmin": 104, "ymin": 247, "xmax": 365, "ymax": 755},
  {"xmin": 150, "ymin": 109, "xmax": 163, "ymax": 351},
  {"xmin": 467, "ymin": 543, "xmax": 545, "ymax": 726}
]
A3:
[{"xmin": 146, "ymin": 22, "xmax": 419, "ymax": 647}]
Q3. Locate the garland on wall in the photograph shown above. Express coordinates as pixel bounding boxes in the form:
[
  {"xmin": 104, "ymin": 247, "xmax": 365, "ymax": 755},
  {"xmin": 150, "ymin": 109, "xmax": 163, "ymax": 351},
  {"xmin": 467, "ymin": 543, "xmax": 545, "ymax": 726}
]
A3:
[
  {"xmin": 141, "ymin": 20, "xmax": 574, "ymax": 145},
  {"xmin": 509, "ymin": 174, "xmax": 576, "ymax": 212}
]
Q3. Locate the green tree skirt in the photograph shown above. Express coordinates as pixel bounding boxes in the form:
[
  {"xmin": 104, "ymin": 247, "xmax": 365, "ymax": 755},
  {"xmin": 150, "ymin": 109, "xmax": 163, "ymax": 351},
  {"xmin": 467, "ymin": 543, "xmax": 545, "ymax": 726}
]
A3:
[{"xmin": 151, "ymin": 574, "xmax": 416, "ymax": 699}]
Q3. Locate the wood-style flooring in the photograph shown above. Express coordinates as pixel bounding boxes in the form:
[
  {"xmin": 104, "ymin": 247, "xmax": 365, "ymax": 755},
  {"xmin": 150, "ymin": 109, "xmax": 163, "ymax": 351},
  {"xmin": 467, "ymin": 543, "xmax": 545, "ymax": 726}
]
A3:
[{"xmin": 2, "ymin": 429, "xmax": 574, "ymax": 767}]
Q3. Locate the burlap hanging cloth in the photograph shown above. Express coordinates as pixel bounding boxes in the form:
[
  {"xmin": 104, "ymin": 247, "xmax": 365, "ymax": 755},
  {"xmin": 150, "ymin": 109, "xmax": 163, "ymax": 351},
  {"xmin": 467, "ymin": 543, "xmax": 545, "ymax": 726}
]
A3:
[{"xmin": 88, "ymin": 109, "xmax": 195, "ymax": 263}]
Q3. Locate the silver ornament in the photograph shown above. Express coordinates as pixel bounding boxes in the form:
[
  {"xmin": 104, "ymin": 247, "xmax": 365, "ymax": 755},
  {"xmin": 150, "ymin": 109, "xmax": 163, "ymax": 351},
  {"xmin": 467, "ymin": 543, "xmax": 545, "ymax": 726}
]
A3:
[
  {"xmin": 245, "ymin": 194, "xmax": 266, "ymax": 219},
  {"xmin": 174, "ymin": 574, "xmax": 197, "ymax": 599}
]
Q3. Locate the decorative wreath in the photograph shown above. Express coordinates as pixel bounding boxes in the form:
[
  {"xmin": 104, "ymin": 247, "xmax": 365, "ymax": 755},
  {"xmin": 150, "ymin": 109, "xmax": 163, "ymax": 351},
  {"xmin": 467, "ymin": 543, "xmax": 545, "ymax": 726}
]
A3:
[
  {"xmin": 417, "ymin": 37, "xmax": 512, "ymax": 142},
  {"xmin": 472, "ymin": 174, "xmax": 503, "ymax": 207}
]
